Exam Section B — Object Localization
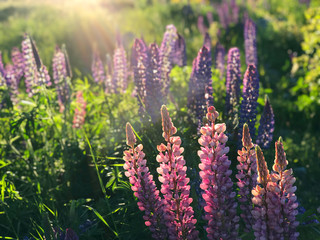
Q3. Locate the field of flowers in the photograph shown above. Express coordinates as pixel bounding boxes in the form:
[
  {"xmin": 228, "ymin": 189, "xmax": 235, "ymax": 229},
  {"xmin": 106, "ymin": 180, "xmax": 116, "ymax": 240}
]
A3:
[{"xmin": 0, "ymin": 0, "xmax": 320, "ymax": 239}]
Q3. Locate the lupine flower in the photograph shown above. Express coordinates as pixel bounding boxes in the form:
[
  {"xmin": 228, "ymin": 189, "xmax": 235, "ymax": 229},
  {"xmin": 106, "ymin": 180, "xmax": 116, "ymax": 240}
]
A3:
[
  {"xmin": 244, "ymin": 17, "xmax": 258, "ymax": 67},
  {"xmin": 145, "ymin": 43, "xmax": 163, "ymax": 123},
  {"xmin": 272, "ymin": 138, "xmax": 299, "ymax": 239},
  {"xmin": 256, "ymin": 95, "xmax": 275, "ymax": 149},
  {"xmin": 22, "ymin": 34, "xmax": 51, "ymax": 96},
  {"xmin": 236, "ymin": 124, "xmax": 257, "ymax": 232},
  {"xmin": 197, "ymin": 15, "xmax": 207, "ymax": 35},
  {"xmin": 203, "ymin": 32, "xmax": 211, "ymax": 53},
  {"xmin": 225, "ymin": 47, "xmax": 241, "ymax": 131},
  {"xmin": 112, "ymin": 40, "xmax": 128, "ymax": 93},
  {"xmin": 91, "ymin": 50, "xmax": 105, "ymax": 85},
  {"xmin": 187, "ymin": 46, "xmax": 212, "ymax": 127},
  {"xmin": 217, "ymin": 2, "xmax": 229, "ymax": 29},
  {"xmin": 52, "ymin": 46, "xmax": 69, "ymax": 112},
  {"xmin": 172, "ymin": 33, "xmax": 187, "ymax": 67},
  {"xmin": 0, "ymin": 52, "xmax": 5, "ymax": 87},
  {"xmin": 11, "ymin": 47, "xmax": 25, "ymax": 84},
  {"xmin": 22, "ymin": 34, "xmax": 38, "ymax": 96},
  {"xmin": 198, "ymin": 106, "xmax": 239, "ymax": 239},
  {"xmin": 4, "ymin": 64, "xmax": 19, "ymax": 104},
  {"xmin": 252, "ymin": 146, "xmax": 271, "ymax": 239},
  {"xmin": 238, "ymin": 64, "xmax": 259, "ymax": 147},
  {"xmin": 105, "ymin": 54, "xmax": 113, "ymax": 94},
  {"xmin": 124, "ymin": 123, "xmax": 167, "ymax": 239},
  {"xmin": 159, "ymin": 24, "xmax": 178, "ymax": 99},
  {"xmin": 206, "ymin": 11, "xmax": 213, "ymax": 25},
  {"xmin": 214, "ymin": 43, "xmax": 225, "ymax": 79},
  {"xmin": 252, "ymin": 143, "xmax": 299, "ymax": 239},
  {"xmin": 72, "ymin": 91, "xmax": 86, "ymax": 129},
  {"xmin": 132, "ymin": 38, "xmax": 148, "ymax": 116},
  {"xmin": 156, "ymin": 105, "xmax": 199, "ymax": 240}
]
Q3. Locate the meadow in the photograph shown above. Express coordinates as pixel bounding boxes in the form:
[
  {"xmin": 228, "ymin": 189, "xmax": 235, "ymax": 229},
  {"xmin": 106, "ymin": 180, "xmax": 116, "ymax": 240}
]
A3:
[{"xmin": 0, "ymin": 0, "xmax": 320, "ymax": 239}]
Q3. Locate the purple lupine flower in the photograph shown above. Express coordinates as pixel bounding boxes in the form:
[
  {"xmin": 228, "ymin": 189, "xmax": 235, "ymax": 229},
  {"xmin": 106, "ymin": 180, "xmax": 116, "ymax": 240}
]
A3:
[
  {"xmin": 238, "ymin": 64, "xmax": 259, "ymax": 146},
  {"xmin": 11, "ymin": 47, "xmax": 25, "ymax": 84},
  {"xmin": 198, "ymin": 106, "xmax": 239, "ymax": 239},
  {"xmin": 225, "ymin": 47, "xmax": 241, "ymax": 130},
  {"xmin": 230, "ymin": 0, "xmax": 239, "ymax": 24},
  {"xmin": 206, "ymin": 12, "xmax": 213, "ymax": 25},
  {"xmin": 145, "ymin": 43, "xmax": 163, "ymax": 123},
  {"xmin": 91, "ymin": 50, "xmax": 105, "ymax": 85},
  {"xmin": 214, "ymin": 43, "xmax": 225, "ymax": 79},
  {"xmin": 105, "ymin": 54, "xmax": 113, "ymax": 94},
  {"xmin": 124, "ymin": 123, "xmax": 167, "ymax": 239},
  {"xmin": 52, "ymin": 46, "xmax": 70, "ymax": 112},
  {"xmin": 256, "ymin": 95, "xmax": 275, "ymax": 149},
  {"xmin": 203, "ymin": 32, "xmax": 211, "ymax": 53},
  {"xmin": 217, "ymin": 2, "xmax": 229, "ymax": 29},
  {"xmin": 22, "ymin": 34, "xmax": 38, "ymax": 96},
  {"xmin": 244, "ymin": 17, "xmax": 258, "ymax": 67},
  {"xmin": 4, "ymin": 64, "xmax": 19, "ymax": 104},
  {"xmin": 197, "ymin": 15, "xmax": 207, "ymax": 35},
  {"xmin": 187, "ymin": 46, "xmax": 212, "ymax": 127},
  {"xmin": 236, "ymin": 124, "xmax": 257, "ymax": 232},
  {"xmin": 252, "ymin": 146, "xmax": 271, "ymax": 239},
  {"xmin": 0, "ymin": 52, "xmax": 5, "ymax": 87},
  {"xmin": 156, "ymin": 106, "xmax": 199, "ymax": 240},
  {"xmin": 172, "ymin": 33, "xmax": 187, "ymax": 67},
  {"xmin": 112, "ymin": 41, "xmax": 128, "ymax": 93},
  {"xmin": 272, "ymin": 138, "xmax": 299, "ymax": 239},
  {"xmin": 159, "ymin": 24, "xmax": 178, "ymax": 99},
  {"xmin": 132, "ymin": 38, "xmax": 148, "ymax": 116}
]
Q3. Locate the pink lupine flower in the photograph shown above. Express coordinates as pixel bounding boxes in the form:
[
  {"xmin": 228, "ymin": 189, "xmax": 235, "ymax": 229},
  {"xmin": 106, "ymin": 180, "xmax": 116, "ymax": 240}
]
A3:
[
  {"xmin": 123, "ymin": 123, "xmax": 167, "ymax": 239},
  {"xmin": 11, "ymin": 47, "xmax": 25, "ymax": 84},
  {"xmin": 252, "ymin": 141, "xmax": 299, "ymax": 239},
  {"xmin": 198, "ymin": 106, "xmax": 239, "ymax": 239},
  {"xmin": 272, "ymin": 138, "xmax": 299, "ymax": 239},
  {"xmin": 91, "ymin": 50, "xmax": 105, "ymax": 85},
  {"xmin": 236, "ymin": 124, "xmax": 257, "ymax": 232},
  {"xmin": 156, "ymin": 105, "xmax": 199, "ymax": 240},
  {"xmin": 72, "ymin": 91, "xmax": 86, "ymax": 129},
  {"xmin": 112, "ymin": 40, "xmax": 128, "ymax": 93}
]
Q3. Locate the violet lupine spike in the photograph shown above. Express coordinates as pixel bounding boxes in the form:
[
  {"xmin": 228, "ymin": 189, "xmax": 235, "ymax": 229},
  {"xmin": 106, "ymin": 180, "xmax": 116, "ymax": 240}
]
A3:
[
  {"xmin": 217, "ymin": 2, "xmax": 229, "ymax": 29},
  {"xmin": 159, "ymin": 24, "xmax": 178, "ymax": 100},
  {"xmin": 172, "ymin": 33, "xmax": 187, "ymax": 67},
  {"xmin": 244, "ymin": 17, "xmax": 258, "ymax": 67},
  {"xmin": 156, "ymin": 105, "xmax": 199, "ymax": 240},
  {"xmin": 62, "ymin": 44, "xmax": 72, "ymax": 79},
  {"xmin": 52, "ymin": 46, "xmax": 70, "ymax": 112},
  {"xmin": 4, "ymin": 64, "xmax": 19, "ymax": 105},
  {"xmin": 91, "ymin": 50, "xmax": 106, "ymax": 85},
  {"xmin": 145, "ymin": 43, "xmax": 163, "ymax": 123},
  {"xmin": 230, "ymin": 0, "xmax": 239, "ymax": 24},
  {"xmin": 11, "ymin": 47, "xmax": 24, "ymax": 84},
  {"xmin": 203, "ymin": 32, "xmax": 211, "ymax": 53},
  {"xmin": 22, "ymin": 34, "xmax": 39, "ymax": 97},
  {"xmin": 105, "ymin": 54, "xmax": 113, "ymax": 94},
  {"xmin": 225, "ymin": 47, "xmax": 241, "ymax": 130},
  {"xmin": 198, "ymin": 106, "xmax": 239, "ymax": 239},
  {"xmin": 132, "ymin": 39, "xmax": 149, "ymax": 116},
  {"xmin": 214, "ymin": 43, "xmax": 225, "ymax": 79},
  {"xmin": 187, "ymin": 47, "xmax": 212, "ymax": 127},
  {"xmin": 272, "ymin": 138, "xmax": 299, "ymax": 239},
  {"xmin": 0, "ymin": 52, "xmax": 5, "ymax": 87},
  {"xmin": 238, "ymin": 64, "xmax": 259, "ymax": 147},
  {"xmin": 72, "ymin": 91, "xmax": 86, "ymax": 129},
  {"xmin": 236, "ymin": 124, "xmax": 257, "ymax": 232},
  {"xmin": 124, "ymin": 123, "xmax": 167, "ymax": 239},
  {"xmin": 206, "ymin": 12, "xmax": 213, "ymax": 25},
  {"xmin": 197, "ymin": 15, "xmax": 207, "ymax": 35},
  {"xmin": 112, "ymin": 42, "xmax": 128, "ymax": 92},
  {"xmin": 256, "ymin": 95, "xmax": 275, "ymax": 149}
]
